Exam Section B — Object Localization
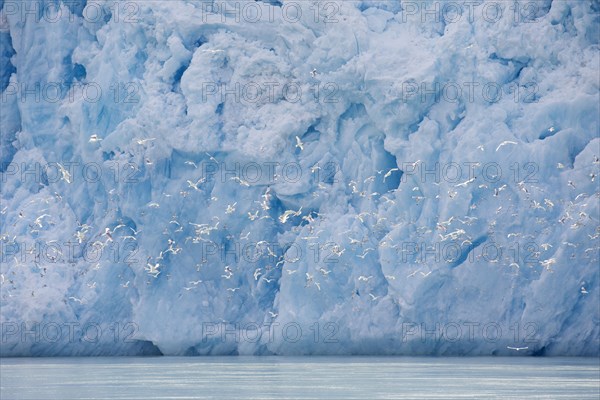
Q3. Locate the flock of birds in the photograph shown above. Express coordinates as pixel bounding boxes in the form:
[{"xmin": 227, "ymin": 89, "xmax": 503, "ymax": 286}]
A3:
[{"xmin": 0, "ymin": 134, "xmax": 599, "ymax": 329}]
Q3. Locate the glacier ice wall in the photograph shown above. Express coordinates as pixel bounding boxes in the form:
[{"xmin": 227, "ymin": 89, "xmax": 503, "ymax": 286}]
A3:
[{"xmin": 0, "ymin": 0, "xmax": 599, "ymax": 356}]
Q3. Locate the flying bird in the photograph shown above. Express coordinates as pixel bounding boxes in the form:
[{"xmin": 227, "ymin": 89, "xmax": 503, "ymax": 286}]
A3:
[
  {"xmin": 68, "ymin": 296, "xmax": 84, "ymax": 304},
  {"xmin": 230, "ymin": 177, "xmax": 250, "ymax": 187},
  {"xmin": 455, "ymin": 177, "xmax": 476, "ymax": 188},
  {"xmin": 102, "ymin": 227, "xmax": 113, "ymax": 242},
  {"xmin": 225, "ymin": 202, "xmax": 237, "ymax": 214},
  {"xmin": 187, "ymin": 178, "xmax": 205, "ymax": 191},
  {"xmin": 295, "ymin": 136, "xmax": 304, "ymax": 151},
  {"xmin": 507, "ymin": 346, "xmax": 528, "ymax": 351},
  {"xmin": 56, "ymin": 163, "xmax": 72, "ymax": 183},
  {"xmin": 145, "ymin": 262, "xmax": 161, "ymax": 277},
  {"xmin": 383, "ymin": 168, "xmax": 399, "ymax": 182},
  {"xmin": 495, "ymin": 141, "xmax": 518, "ymax": 151},
  {"xmin": 136, "ymin": 138, "xmax": 156, "ymax": 145},
  {"xmin": 33, "ymin": 213, "xmax": 51, "ymax": 227},
  {"xmin": 254, "ymin": 268, "xmax": 262, "ymax": 281},
  {"xmin": 279, "ymin": 207, "xmax": 302, "ymax": 223}
]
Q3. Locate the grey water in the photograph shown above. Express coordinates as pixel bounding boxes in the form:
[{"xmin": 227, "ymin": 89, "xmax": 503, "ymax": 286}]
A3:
[{"xmin": 1, "ymin": 356, "xmax": 599, "ymax": 399}]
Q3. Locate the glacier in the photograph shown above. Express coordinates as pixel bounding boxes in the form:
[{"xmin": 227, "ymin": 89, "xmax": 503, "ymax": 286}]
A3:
[{"xmin": 0, "ymin": 0, "xmax": 599, "ymax": 356}]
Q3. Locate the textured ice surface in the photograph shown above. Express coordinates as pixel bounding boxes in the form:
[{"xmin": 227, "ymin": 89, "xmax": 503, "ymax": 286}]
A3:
[{"xmin": 0, "ymin": 0, "xmax": 599, "ymax": 356}]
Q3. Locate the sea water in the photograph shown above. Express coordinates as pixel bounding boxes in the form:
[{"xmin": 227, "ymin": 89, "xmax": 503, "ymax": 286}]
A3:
[{"xmin": 1, "ymin": 356, "xmax": 599, "ymax": 399}]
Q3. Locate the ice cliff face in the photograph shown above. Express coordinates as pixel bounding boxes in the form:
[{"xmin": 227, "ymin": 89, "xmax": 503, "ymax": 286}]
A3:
[{"xmin": 0, "ymin": 0, "xmax": 598, "ymax": 356}]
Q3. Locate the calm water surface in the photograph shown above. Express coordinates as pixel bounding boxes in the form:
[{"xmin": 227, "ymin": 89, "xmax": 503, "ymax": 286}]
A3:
[{"xmin": 1, "ymin": 356, "xmax": 599, "ymax": 399}]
